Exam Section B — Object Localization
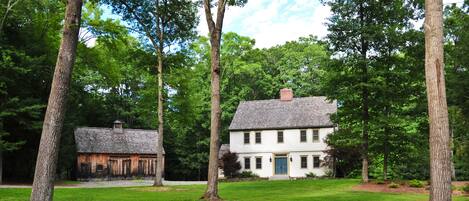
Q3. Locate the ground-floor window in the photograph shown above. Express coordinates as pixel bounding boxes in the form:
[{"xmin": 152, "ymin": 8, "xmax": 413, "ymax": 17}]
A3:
[
  {"xmin": 313, "ymin": 156, "xmax": 320, "ymax": 168},
  {"xmin": 256, "ymin": 157, "xmax": 262, "ymax": 169},
  {"xmin": 300, "ymin": 156, "xmax": 307, "ymax": 168},
  {"xmin": 244, "ymin": 157, "xmax": 251, "ymax": 169}
]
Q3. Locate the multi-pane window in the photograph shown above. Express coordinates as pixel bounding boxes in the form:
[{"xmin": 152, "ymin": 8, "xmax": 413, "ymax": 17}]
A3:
[
  {"xmin": 277, "ymin": 131, "xmax": 284, "ymax": 143},
  {"xmin": 313, "ymin": 156, "xmax": 320, "ymax": 168},
  {"xmin": 256, "ymin": 157, "xmax": 262, "ymax": 169},
  {"xmin": 300, "ymin": 156, "xmax": 307, "ymax": 168},
  {"xmin": 255, "ymin": 132, "xmax": 261, "ymax": 144},
  {"xmin": 244, "ymin": 132, "xmax": 250, "ymax": 144},
  {"xmin": 312, "ymin": 130, "xmax": 319, "ymax": 142},
  {"xmin": 244, "ymin": 157, "xmax": 251, "ymax": 169},
  {"xmin": 300, "ymin": 130, "xmax": 307, "ymax": 142}
]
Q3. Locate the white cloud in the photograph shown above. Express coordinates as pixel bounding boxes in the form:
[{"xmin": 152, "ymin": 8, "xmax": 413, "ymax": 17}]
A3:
[
  {"xmin": 197, "ymin": 0, "xmax": 330, "ymax": 48},
  {"xmin": 198, "ymin": 0, "xmax": 463, "ymax": 48}
]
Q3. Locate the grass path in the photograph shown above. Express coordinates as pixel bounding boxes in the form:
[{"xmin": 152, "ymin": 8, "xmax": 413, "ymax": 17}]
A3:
[{"xmin": 1, "ymin": 179, "xmax": 468, "ymax": 201}]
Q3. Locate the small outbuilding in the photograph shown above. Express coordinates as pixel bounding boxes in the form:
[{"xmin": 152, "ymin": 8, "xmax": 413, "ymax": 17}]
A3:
[{"xmin": 74, "ymin": 120, "xmax": 164, "ymax": 180}]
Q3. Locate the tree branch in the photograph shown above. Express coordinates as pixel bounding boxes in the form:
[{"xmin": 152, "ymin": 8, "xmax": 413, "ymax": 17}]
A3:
[{"xmin": 203, "ymin": 0, "xmax": 215, "ymax": 35}]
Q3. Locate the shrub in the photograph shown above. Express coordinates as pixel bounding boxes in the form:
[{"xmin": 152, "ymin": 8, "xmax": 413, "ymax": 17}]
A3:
[
  {"xmin": 305, "ymin": 172, "xmax": 317, "ymax": 178},
  {"xmin": 374, "ymin": 180, "xmax": 385, "ymax": 185},
  {"xmin": 409, "ymin": 179, "xmax": 425, "ymax": 188},
  {"xmin": 324, "ymin": 170, "xmax": 334, "ymax": 178},
  {"xmin": 239, "ymin": 171, "xmax": 259, "ymax": 178},
  {"xmin": 220, "ymin": 151, "xmax": 241, "ymax": 178},
  {"xmin": 388, "ymin": 182, "xmax": 400, "ymax": 188},
  {"xmin": 462, "ymin": 184, "xmax": 469, "ymax": 193}
]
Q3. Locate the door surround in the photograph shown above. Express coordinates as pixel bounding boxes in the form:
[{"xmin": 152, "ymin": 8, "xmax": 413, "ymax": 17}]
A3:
[{"xmin": 273, "ymin": 153, "xmax": 290, "ymax": 176}]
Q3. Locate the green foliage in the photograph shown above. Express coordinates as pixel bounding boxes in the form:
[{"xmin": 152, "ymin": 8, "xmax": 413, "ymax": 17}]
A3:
[
  {"xmin": 238, "ymin": 171, "xmax": 259, "ymax": 178},
  {"xmin": 462, "ymin": 184, "xmax": 469, "ymax": 193},
  {"xmin": 305, "ymin": 172, "xmax": 317, "ymax": 178},
  {"xmin": 388, "ymin": 182, "xmax": 400, "ymax": 188},
  {"xmin": 408, "ymin": 179, "xmax": 425, "ymax": 188},
  {"xmin": 220, "ymin": 152, "xmax": 241, "ymax": 178}
]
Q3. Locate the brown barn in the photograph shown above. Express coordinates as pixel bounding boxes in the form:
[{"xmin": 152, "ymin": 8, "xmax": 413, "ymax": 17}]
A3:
[{"xmin": 74, "ymin": 121, "xmax": 164, "ymax": 180}]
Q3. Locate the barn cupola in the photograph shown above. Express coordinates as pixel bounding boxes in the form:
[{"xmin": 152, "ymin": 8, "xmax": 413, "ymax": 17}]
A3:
[
  {"xmin": 113, "ymin": 120, "xmax": 124, "ymax": 133},
  {"xmin": 280, "ymin": 88, "xmax": 293, "ymax": 101}
]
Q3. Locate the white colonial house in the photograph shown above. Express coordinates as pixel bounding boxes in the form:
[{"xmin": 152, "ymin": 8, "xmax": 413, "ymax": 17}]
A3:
[{"xmin": 220, "ymin": 88, "xmax": 337, "ymax": 179}]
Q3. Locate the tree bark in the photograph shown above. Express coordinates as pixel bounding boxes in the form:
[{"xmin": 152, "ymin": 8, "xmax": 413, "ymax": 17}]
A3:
[
  {"xmin": 358, "ymin": 2, "xmax": 369, "ymax": 183},
  {"xmin": 0, "ymin": 150, "xmax": 3, "ymax": 185},
  {"xmin": 154, "ymin": 39, "xmax": 164, "ymax": 187},
  {"xmin": 383, "ymin": 125, "xmax": 389, "ymax": 181},
  {"xmin": 30, "ymin": 0, "xmax": 82, "ymax": 200},
  {"xmin": 202, "ymin": 0, "xmax": 226, "ymax": 200},
  {"xmin": 424, "ymin": 0, "xmax": 452, "ymax": 200}
]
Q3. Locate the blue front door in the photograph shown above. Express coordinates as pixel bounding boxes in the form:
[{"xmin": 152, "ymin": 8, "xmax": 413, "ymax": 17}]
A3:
[{"xmin": 275, "ymin": 157, "xmax": 288, "ymax": 175}]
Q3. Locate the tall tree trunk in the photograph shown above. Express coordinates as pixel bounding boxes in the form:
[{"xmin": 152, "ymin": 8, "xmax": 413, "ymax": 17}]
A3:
[
  {"xmin": 0, "ymin": 150, "xmax": 3, "ymax": 185},
  {"xmin": 424, "ymin": 0, "xmax": 452, "ymax": 200},
  {"xmin": 30, "ymin": 0, "xmax": 82, "ymax": 200},
  {"xmin": 361, "ymin": 87, "xmax": 369, "ymax": 183},
  {"xmin": 383, "ymin": 125, "xmax": 389, "ymax": 181},
  {"xmin": 202, "ymin": 0, "xmax": 226, "ymax": 200},
  {"xmin": 359, "ymin": 2, "xmax": 369, "ymax": 183},
  {"xmin": 154, "ymin": 44, "xmax": 164, "ymax": 186}
]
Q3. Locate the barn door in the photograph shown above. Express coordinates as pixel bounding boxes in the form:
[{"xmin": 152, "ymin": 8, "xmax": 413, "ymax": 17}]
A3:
[
  {"xmin": 108, "ymin": 159, "xmax": 119, "ymax": 177},
  {"xmin": 80, "ymin": 163, "xmax": 91, "ymax": 179},
  {"xmin": 122, "ymin": 159, "xmax": 131, "ymax": 177}
]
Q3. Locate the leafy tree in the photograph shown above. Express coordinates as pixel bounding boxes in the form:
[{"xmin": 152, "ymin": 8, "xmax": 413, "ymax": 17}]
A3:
[
  {"xmin": 104, "ymin": 0, "xmax": 198, "ymax": 186},
  {"xmin": 30, "ymin": 0, "xmax": 83, "ymax": 200},
  {"xmin": 201, "ymin": 0, "xmax": 247, "ymax": 199},
  {"xmin": 444, "ymin": 1, "xmax": 469, "ymax": 181},
  {"xmin": 321, "ymin": 0, "xmax": 423, "ymax": 182},
  {"xmin": 219, "ymin": 151, "xmax": 241, "ymax": 178}
]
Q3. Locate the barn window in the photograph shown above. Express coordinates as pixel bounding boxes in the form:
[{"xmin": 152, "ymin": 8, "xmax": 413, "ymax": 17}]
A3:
[
  {"xmin": 255, "ymin": 132, "xmax": 261, "ymax": 144},
  {"xmin": 312, "ymin": 130, "xmax": 319, "ymax": 142},
  {"xmin": 244, "ymin": 157, "xmax": 251, "ymax": 169},
  {"xmin": 96, "ymin": 164, "xmax": 103, "ymax": 172},
  {"xmin": 300, "ymin": 130, "xmax": 307, "ymax": 142},
  {"xmin": 244, "ymin": 132, "xmax": 250, "ymax": 144}
]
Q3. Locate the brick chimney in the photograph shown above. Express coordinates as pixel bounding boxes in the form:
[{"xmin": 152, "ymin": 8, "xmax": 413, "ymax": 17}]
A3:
[
  {"xmin": 113, "ymin": 120, "xmax": 124, "ymax": 133},
  {"xmin": 280, "ymin": 88, "xmax": 293, "ymax": 101}
]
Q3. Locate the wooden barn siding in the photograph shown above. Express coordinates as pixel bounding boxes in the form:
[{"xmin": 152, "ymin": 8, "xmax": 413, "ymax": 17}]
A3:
[{"xmin": 77, "ymin": 153, "xmax": 160, "ymax": 179}]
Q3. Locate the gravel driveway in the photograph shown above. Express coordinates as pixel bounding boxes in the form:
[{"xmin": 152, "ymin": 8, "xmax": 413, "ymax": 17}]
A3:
[{"xmin": 0, "ymin": 180, "xmax": 207, "ymax": 188}]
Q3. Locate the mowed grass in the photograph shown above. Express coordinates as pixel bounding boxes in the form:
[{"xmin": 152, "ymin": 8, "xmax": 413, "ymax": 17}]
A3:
[{"xmin": 1, "ymin": 179, "xmax": 468, "ymax": 201}]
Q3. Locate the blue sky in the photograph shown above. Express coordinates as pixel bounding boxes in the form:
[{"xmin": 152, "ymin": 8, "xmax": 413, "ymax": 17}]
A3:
[
  {"xmin": 100, "ymin": 0, "xmax": 464, "ymax": 48},
  {"xmin": 197, "ymin": 0, "xmax": 330, "ymax": 48}
]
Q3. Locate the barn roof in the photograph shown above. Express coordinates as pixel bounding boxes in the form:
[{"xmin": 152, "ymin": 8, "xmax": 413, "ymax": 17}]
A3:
[
  {"xmin": 74, "ymin": 127, "xmax": 163, "ymax": 154},
  {"xmin": 229, "ymin": 96, "xmax": 337, "ymax": 131}
]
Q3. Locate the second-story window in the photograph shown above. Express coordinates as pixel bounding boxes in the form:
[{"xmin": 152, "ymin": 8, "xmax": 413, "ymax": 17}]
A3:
[
  {"xmin": 255, "ymin": 132, "xmax": 261, "ymax": 144},
  {"xmin": 312, "ymin": 130, "xmax": 319, "ymax": 142},
  {"xmin": 300, "ymin": 130, "xmax": 307, "ymax": 142},
  {"xmin": 244, "ymin": 157, "xmax": 251, "ymax": 169},
  {"xmin": 244, "ymin": 132, "xmax": 250, "ymax": 144},
  {"xmin": 256, "ymin": 157, "xmax": 262, "ymax": 169},
  {"xmin": 277, "ymin": 131, "xmax": 284, "ymax": 143}
]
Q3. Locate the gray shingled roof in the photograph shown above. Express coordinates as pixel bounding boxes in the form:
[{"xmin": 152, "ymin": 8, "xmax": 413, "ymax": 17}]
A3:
[
  {"xmin": 229, "ymin": 97, "xmax": 337, "ymax": 131},
  {"xmin": 74, "ymin": 127, "xmax": 163, "ymax": 154},
  {"xmin": 219, "ymin": 144, "xmax": 230, "ymax": 159}
]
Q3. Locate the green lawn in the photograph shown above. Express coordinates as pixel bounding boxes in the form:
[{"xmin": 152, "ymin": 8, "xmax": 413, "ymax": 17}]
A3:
[{"xmin": 1, "ymin": 179, "xmax": 468, "ymax": 201}]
